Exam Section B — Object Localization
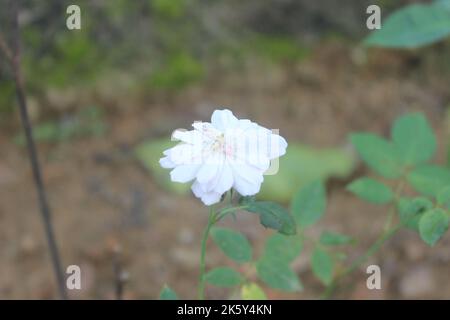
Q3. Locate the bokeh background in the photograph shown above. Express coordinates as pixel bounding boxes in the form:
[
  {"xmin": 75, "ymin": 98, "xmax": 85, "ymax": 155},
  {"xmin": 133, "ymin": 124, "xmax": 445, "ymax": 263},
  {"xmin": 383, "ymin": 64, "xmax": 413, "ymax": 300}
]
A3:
[{"xmin": 1, "ymin": 0, "xmax": 450, "ymax": 299}]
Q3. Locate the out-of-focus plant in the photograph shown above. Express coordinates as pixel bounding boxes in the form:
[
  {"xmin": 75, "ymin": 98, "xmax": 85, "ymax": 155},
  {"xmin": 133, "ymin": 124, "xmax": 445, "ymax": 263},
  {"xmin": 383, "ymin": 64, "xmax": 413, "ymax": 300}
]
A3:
[
  {"xmin": 364, "ymin": 0, "xmax": 450, "ymax": 48},
  {"xmin": 157, "ymin": 111, "xmax": 449, "ymax": 300},
  {"xmin": 249, "ymin": 35, "xmax": 310, "ymax": 65},
  {"xmin": 14, "ymin": 106, "xmax": 107, "ymax": 145},
  {"xmin": 323, "ymin": 112, "xmax": 449, "ymax": 297},
  {"xmin": 148, "ymin": 51, "xmax": 204, "ymax": 91}
]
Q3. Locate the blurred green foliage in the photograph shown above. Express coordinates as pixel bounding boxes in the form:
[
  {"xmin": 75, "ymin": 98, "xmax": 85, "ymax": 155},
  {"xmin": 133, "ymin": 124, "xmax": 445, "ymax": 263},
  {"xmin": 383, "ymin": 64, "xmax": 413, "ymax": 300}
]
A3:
[
  {"xmin": 249, "ymin": 35, "xmax": 310, "ymax": 64},
  {"xmin": 150, "ymin": 0, "xmax": 187, "ymax": 19},
  {"xmin": 23, "ymin": 30, "xmax": 104, "ymax": 89},
  {"xmin": 259, "ymin": 145, "xmax": 355, "ymax": 202},
  {"xmin": 0, "ymin": 81, "xmax": 15, "ymax": 114},
  {"xmin": 0, "ymin": 0, "xmax": 317, "ymax": 113},
  {"xmin": 14, "ymin": 106, "xmax": 107, "ymax": 144},
  {"xmin": 365, "ymin": 0, "xmax": 450, "ymax": 48},
  {"xmin": 148, "ymin": 52, "xmax": 204, "ymax": 90}
]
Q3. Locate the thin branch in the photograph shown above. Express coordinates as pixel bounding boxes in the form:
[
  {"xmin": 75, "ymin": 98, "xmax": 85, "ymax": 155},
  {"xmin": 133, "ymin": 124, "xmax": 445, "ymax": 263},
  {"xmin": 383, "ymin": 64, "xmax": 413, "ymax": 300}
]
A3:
[
  {"xmin": 0, "ymin": 31, "xmax": 13, "ymax": 64},
  {"xmin": 7, "ymin": 0, "xmax": 67, "ymax": 299},
  {"xmin": 112, "ymin": 244, "xmax": 128, "ymax": 300}
]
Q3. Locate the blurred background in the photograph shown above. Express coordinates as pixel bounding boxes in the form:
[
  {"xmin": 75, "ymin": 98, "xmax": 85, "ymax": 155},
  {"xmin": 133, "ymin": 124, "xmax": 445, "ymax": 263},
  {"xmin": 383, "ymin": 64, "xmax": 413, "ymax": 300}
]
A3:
[{"xmin": 1, "ymin": 0, "xmax": 450, "ymax": 299}]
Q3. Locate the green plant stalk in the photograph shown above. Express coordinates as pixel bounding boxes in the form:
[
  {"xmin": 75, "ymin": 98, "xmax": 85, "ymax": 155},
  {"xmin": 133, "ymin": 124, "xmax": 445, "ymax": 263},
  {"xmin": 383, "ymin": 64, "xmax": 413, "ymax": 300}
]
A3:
[
  {"xmin": 198, "ymin": 207, "xmax": 216, "ymax": 300},
  {"xmin": 322, "ymin": 179, "xmax": 405, "ymax": 299},
  {"xmin": 215, "ymin": 205, "xmax": 248, "ymax": 222},
  {"xmin": 321, "ymin": 223, "xmax": 400, "ymax": 299},
  {"xmin": 197, "ymin": 201, "xmax": 248, "ymax": 300}
]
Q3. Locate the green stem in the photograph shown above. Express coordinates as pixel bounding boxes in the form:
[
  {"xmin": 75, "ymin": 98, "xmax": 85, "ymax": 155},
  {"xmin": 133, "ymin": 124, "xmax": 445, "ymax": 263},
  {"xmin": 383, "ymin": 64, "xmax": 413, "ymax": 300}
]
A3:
[
  {"xmin": 215, "ymin": 205, "xmax": 248, "ymax": 222},
  {"xmin": 198, "ymin": 207, "xmax": 216, "ymax": 300},
  {"xmin": 322, "ymin": 179, "xmax": 405, "ymax": 299},
  {"xmin": 321, "ymin": 224, "xmax": 400, "ymax": 299}
]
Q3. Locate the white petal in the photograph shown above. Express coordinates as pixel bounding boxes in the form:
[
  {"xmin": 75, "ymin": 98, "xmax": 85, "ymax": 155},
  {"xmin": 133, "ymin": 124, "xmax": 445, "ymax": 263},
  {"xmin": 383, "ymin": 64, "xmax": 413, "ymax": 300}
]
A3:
[
  {"xmin": 168, "ymin": 143, "xmax": 202, "ymax": 165},
  {"xmin": 196, "ymin": 164, "xmax": 219, "ymax": 186},
  {"xmin": 191, "ymin": 181, "xmax": 222, "ymax": 206},
  {"xmin": 192, "ymin": 122, "xmax": 222, "ymax": 140},
  {"xmin": 170, "ymin": 164, "xmax": 200, "ymax": 183},
  {"xmin": 196, "ymin": 153, "xmax": 224, "ymax": 186},
  {"xmin": 211, "ymin": 109, "xmax": 239, "ymax": 131},
  {"xmin": 231, "ymin": 164, "xmax": 264, "ymax": 196},
  {"xmin": 172, "ymin": 129, "xmax": 201, "ymax": 144},
  {"xmin": 212, "ymin": 163, "xmax": 233, "ymax": 194},
  {"xmin": 159, "ymin": 156, "xmax": 176, "ymax": 169},
  {"xmin": 268, "ymin": 134, "xmax": 288, "ymax": 159},
  {"xmin": 201, "ymin": 191, "xmax": 223, "ymax": 206},
  {"xmin": 237, "ymin": 119, "xmax": 258, "ymax": 131}
]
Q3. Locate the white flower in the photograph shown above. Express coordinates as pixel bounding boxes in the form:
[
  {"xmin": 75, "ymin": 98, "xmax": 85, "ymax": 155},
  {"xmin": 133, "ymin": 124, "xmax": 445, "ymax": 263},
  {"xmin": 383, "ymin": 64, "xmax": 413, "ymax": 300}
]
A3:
[{"xmin": 159, "ymin": 109, "xmax": 288, "ymax": 205}]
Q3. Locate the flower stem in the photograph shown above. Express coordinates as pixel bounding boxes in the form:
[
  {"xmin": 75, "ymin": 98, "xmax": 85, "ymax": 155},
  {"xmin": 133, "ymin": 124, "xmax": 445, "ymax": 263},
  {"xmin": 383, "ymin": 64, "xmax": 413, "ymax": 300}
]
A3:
[
  {"xmin": 321, "ymin": 224, "xmax": 400, "ymax": 299},
  {"xmin": 198, "ymin": 207, "xmax": 216, "ymax": 300},
  {"xmin": 322, "ymin": 179, "xmax": 405, "ymax": 299},
  {"xmin": 215, "ymin": 205, "xmax": 248, "ymax": 222}
]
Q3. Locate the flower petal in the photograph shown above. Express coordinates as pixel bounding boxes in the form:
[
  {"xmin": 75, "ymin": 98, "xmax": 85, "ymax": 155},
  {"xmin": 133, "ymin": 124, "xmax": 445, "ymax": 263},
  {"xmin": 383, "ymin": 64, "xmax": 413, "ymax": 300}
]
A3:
[
  {"xmin": 191, "ymin": 181, "xmax": 223, "ymax": 206},
  {"xmin": 172, "ymin": 129, "xmax": 201, "ymax": 144},
  {"xmin": 268, "ymin": 134, "xmax": 288, "ymax": 159},
  {"xmin": 170, "ymin": 164, "xmax": 200, "ymax": 183},
  {"xmin": 212, "ymin": 163, "xmax": 233, "ymax": 195},
  {"xmin": 168, "ymin": 143, "xmax": 202, "ymax": 165},
  {"xmin": 211, "ymin": 109, "xmax": 239, "ymax": 131},
  {"xmin": 231, "ymin": 164, "xmax": 264, "ymax": 196},
  {"xmin": 159, "ymin": 156, "xmax": 176, "ymax": 169}
]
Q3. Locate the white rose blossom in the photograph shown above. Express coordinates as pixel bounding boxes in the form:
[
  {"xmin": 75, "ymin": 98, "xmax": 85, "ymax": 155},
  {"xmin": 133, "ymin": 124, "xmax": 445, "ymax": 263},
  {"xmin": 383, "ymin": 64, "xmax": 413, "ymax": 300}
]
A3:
[{"xmin": 159, "ymin": 109, "xmax": 288, "ymax": 205}]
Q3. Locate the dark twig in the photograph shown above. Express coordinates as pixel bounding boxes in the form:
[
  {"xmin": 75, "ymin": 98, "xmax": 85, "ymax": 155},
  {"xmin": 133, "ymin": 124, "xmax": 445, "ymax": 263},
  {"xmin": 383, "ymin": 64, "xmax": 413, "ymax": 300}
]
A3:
[
  {"xmin": 0, "ymin": 1, "xmax": 67, "ymax": 299},
  {"xmin": 112, "ymin": 244, "xmax": 128, "ymax": 300},
  {"xmin": 0, "ymin": 33, "xmax": 13, "ymax": 63}
]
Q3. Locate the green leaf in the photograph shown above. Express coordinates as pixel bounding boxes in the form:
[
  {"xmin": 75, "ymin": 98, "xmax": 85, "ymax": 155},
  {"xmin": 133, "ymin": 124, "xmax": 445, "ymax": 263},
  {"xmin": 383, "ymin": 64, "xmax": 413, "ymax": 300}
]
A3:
[
  {"xmin": 291, "ymin": 180, "xmax": 326, "ymax": 227},
  {"xmin": 319, "ymin": 231, "xmax": 354, "ymax": 246},
  {"xmin": 391, "ymin": 113, "xmax": 436, "ymax": 166},
  {"xmin": 263, "ymin": 233, "xmax": 302, "ymax": 263},
  {"xmin": 419, "ymin": 208, "xmax": 450, "ymax": 246},
  {"xmin": 351, "ymin": 133, "xmax": 402, "ymax": 179},
  {"xmin": 245, "ymin": 201, "xmax": 297, "ymax": 235},
  {"xmin": 347, "ymin": 177, "xmax": 393, "ymax": 204},
  {"xmin": 159, "ymin": 285, "xmax": 178, "ymax": 300},
  {"xmin": 311, "ymin": 247, "xmax": 334, "ymax": 285},
  {"xmin": 241, "ymin": 283, "xmax": 267, "ymax": 300},
  {"xmin": 407, "ymin": 165, "xmax": 450, "ymax": 197},
  {"xmin": 364, "ymin": 1, "xmax": 450, "ymax": 49},
  {"xmin": 258, "ymin": 143, "xmax": 356, "ymax": 202},
  {"xmin": 437, "ymin": 186, "xmax": 450, "ymax": 209},
  {"xmin": 204, "ymin": 267, "xmax": 243, "ymax": 287},
  {"xmin": 256, "ymin": 257, "xmax": 302, "ymax": 292},
  {"xmin": 210, "ymin": 227, "xmax": 252, "ymax": 263},
  {"xmin": 397, "ymin": 197, "xmax": 433, "ymax": 231}
]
